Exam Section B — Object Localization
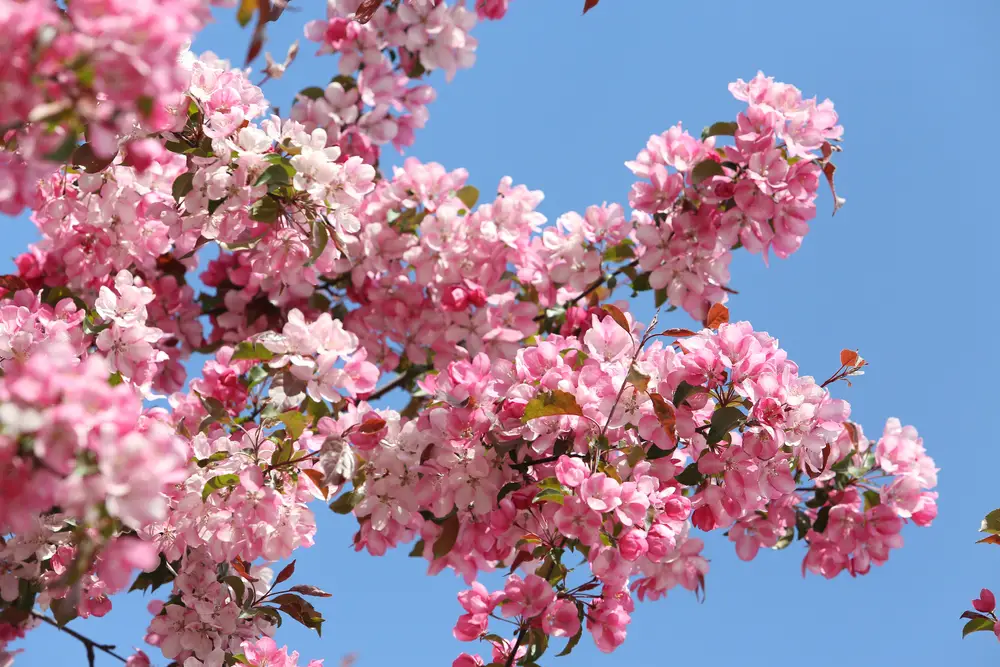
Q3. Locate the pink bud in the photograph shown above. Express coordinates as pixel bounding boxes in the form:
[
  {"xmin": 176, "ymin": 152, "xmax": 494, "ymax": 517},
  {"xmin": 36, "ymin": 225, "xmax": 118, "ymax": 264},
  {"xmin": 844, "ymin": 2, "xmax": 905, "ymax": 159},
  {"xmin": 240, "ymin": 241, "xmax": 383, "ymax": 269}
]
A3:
[{"xmin": 974, "ymin": 588, "xmax": 996, "ymax": 613}]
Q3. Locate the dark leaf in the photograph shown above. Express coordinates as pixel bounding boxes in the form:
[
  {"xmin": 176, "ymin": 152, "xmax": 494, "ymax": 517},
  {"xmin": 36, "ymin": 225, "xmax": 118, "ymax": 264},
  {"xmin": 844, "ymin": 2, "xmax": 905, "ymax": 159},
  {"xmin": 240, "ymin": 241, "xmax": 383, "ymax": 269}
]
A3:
[
  {"xmin": 602, "ymin": 304, "xmax": 631, "ymax": 334},
  {"xmin": 674, "ymin": 462, "xmax": 704, "ymax": 487},
  {"xmin": 706, "ymin": 406, "xmax": 746, "ymax": 444},
  {"xmin": 432, "ymin": 513, "xmax": 460, "ymax": 560},
  {"xmin": 690, "ymin": 159, "xmax": 725, "ymax": 185},
  {"xmin": 582, "ymin": 0, "xmax": 600, "ymax": 13},
  {"xmin": 172, "ymin": 172, "xmax": 195, "ymax": 201},
  {"xmin": 288, "ymin": 584, "xmax": 332, "ymax": 598},
  {"xmin": 354, "ymin": 0, "xmax": 382, "ymax": 23},
  {"xmin": 0, "ymin": 275, "xmax": 28, "ymax": 293},
  {"xmin": 275, "ymin": 560, "xmax": 296, "ymax": 585},
  {"xmin": 702, "ymin": 121, "xmax": 739, "ymax": 139}
]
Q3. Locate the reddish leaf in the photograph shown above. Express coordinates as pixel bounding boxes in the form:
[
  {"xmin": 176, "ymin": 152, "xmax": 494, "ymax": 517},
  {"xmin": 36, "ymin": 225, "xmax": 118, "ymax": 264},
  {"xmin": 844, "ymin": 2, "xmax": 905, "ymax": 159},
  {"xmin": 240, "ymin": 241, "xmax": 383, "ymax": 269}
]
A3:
[
  {"xmin": 662, "ymin": 328, "xmax": 696, "ymax": 337},
  {"xmin": 977, "ymin": 534, "xmax": 1000, "ymax": 545},
  {"xmin": 840, "ymin": 349, "xmax": 859, "ymax": 367},
  {"xmin": 843, "ymin": 421, "xmax": 861, "ymax": 447},
  {"xmin": 231, "ymin": 557, "xmax": 259, "ymax": 582},
  {"xmin": 301, "ymin": 469, "xmax": 329, "ymax": 499},
  {"xmin": 648, "ymin": 393, "xmax": 677, "ymax": 446},
  {"xmin": 582, "ymin": 0, "xmax": 600, "ymax": 13},
  {"xmin": 354, "ymin": 0, "xmax": 382, "ymax": 23},
  {"xmin": 704, "ymin": 303, "xmax": 729, "ymax": 329},
  {"xmin": 357, "ymin": 416, "xmax": 386, "ymax": 434},
  {"xmin": 0, "ymin": 275, "xmax": 28, "ymax": 293},
  {"xmin": 602, "ymin": 304, "xmax": 631, "ymax": 334},
  {"xmin": 508, "ymin": 549, "xmax": 534, "ymax": 574},
  {"xmin": 289, "ymin": 584, "xmax": 333, "ymax": 598},
  {"xmin": 275, "ymin": 560, "xmax": 296, "ymax": 585},
  {"xmin": 822, "ymin": 159, "xmax": 845, "ymax": 215}
]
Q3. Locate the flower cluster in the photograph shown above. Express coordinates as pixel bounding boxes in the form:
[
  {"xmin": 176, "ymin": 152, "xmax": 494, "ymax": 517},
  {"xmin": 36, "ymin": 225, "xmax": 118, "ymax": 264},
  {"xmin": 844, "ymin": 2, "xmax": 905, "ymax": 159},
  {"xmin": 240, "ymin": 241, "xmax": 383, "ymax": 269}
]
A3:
[
  {"xmin": 294, "ymin": 0, "xmax": 480, "ymax": 165},
  {"xmin": 0, "ymin": 1, "xmax": 939, "ymax": 664},
  {"xmin": 628, "ymin": 72, "xmax": 843, "ymax": 320},
  {"xmin": 0, "ymin": 0, "xmax": 232, "ymax": 215},
  {"xmin": 310, "ymin": 310, "xmax": 936, "ymax": 659}
]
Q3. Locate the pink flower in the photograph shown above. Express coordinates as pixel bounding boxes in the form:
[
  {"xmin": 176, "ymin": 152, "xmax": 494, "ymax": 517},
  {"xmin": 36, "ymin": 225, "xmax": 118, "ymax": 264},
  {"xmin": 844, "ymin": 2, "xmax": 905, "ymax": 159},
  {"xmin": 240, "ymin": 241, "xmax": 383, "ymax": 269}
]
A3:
[
  {"xmin": 501, "ymin": 574, "xmax": 555, "ymax": 619},
  {"xmin": 555, "ymin": 456, "xmax": 588, "ymax": 488},
  {"xmin": 580, "ymin": 473, "xmax": 622, "ymax": 513},
  {"xmin": 452, "ymin": 654, "xmax": 484, "ymax": 667},
  {"xmin": 541, "ymin": 598, "xmax": 580, "ymax": 638},
  {"xmin": 587, "ymin": 601, "xmax": 630, "ymax": 653}
]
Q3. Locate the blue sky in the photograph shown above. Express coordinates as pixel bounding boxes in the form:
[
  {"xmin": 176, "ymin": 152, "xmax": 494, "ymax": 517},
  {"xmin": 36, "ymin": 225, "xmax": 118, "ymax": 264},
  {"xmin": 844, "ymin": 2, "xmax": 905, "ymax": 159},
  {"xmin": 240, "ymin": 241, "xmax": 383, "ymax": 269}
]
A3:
[{"xmin": 7, "ymin": 1, "xmax": 1000, "ymax": 665}]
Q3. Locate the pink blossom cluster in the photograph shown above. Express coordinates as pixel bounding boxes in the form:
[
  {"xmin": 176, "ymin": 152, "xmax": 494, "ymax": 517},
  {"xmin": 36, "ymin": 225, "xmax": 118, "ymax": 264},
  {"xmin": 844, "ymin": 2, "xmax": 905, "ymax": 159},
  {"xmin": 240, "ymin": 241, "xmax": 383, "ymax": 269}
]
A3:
[
  {"xmin": 0, "ymin": 340, "xmax": 186, "ymax": 534},
  {"xmin": 308, "ymin": 311, "xmax": 935, "ymax": 658},
  {"xmin": 0, "ymin": 2, "xmax": 940, "ymax": 660},
  {"xmin": 144, "ymin": 550, "xmax": 280, "ymax": 666},
  {"xmin": 629, "ymin": 72, "xmax": 843, "ymax": 319},
  {"xmin": 294, "ymin": 0, "xmax": 480, "ymax": 164},
  {"xmin": 0, "ymin": 0, "xmax": 233, "ymax": 215}
]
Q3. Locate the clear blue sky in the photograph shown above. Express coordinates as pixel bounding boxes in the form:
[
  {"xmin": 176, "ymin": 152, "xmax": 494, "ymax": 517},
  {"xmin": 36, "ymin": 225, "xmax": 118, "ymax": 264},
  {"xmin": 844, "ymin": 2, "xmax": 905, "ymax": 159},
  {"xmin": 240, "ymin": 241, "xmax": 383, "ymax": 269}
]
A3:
[{"xmin": 8, "ymin": 1, "xmax": 999, "ymax": 665}]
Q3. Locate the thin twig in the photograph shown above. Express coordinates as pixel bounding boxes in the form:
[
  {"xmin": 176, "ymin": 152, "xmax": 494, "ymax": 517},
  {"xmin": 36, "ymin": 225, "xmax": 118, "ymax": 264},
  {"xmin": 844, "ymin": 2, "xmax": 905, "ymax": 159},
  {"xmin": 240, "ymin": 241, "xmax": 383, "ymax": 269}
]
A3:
[
  {"xmin": 367, "ymin": 365, "xmax": 428, "ymax": 401},
  {"xmin": 32, "ymin": 612, "xmax": 127, "ymax": 665},
  {"xmin": 533, "ymin": 259, "xmax": 640, "ymax": 322}
]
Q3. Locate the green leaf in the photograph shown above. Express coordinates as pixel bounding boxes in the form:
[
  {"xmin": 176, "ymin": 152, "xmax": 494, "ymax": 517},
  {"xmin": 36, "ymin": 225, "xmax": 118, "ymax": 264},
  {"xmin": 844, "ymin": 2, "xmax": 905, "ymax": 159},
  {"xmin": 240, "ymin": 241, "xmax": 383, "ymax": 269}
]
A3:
[
  {"xmin": 231, "ymin": 341, "xmax": 275, "ymax": 361},
  {"xmin": 246, "ymin": 365, "xmax": 269, "ymax": 389},
  {"xmin": 196, "ymin": 451, "xmax": 229, "ymax": 468},
  {"xmin": 602, "ymin": 241, "xmax": 634, "ymax": 262},
  {"xmin": 706, "ymin": 406, "xmax": 746, "ymax": 444},
  {"xmin": 795, "ymin": 510, "xmax": 813, "ymax": 540},
  {"xmin": 690, "ymin": 159, "xmax": 725, "ymax": 185},
  {"xmin": 771, "ymin": 527, "xmax": 794, "ymax": 550},
  {"xmin": 108, "ymin": 371, "xmax": 124, "ymax": 387},
  {"xmin": 981, "ymin": 509, "xmax": 1000, "ymax": 534},
  {"xmin": 432, "ymin": 513, "xmax": 460, "ymax": 560},
  {"xmin": 702, "ymin": 121, "xmax": 739, "ymax": 139},
  {"xmin": 522, "ymin": 390, "xmax": 584, "ymax": 422},
  {"xmin": 863, "ymin": 490, "xmax": 881, "ymax": 511},
  {"xmin": 455, "ymin": 185, "xmax": 479, "ymax": 210},
  {"xmin": 50, "ymin": 597, "xmax": 78, "ymax": 627},
  {"xmin": 813, "ymin": 505, "xmax": 832, "ymax": 534},
  {"xmin": 630, "ymin": 272, "xmax": 651, "ymax": 292},
  {"xmin": 533, "ymin": 488, "xmax": 566, "ymax": 505},
  {"xmin": 208, "ymin": 198, "xmax": 226, "ymax": 215},
  {"xmin": 225, "ymin": 576, "xmax": 246, "ymax": 605},
  {"xmin": 309, "ymin": 218, "xmax": 329, "ymax": 265},
  {"xmin": 654, "ymin": 287, "xmax": 668, "ymax": 308},
  {"xmin": 963, "ymin": 617, "xmax": 995, "ymax": 638},
  {"xmin": 44, "ymin": 133, "xmax": 79, "ymax": 163},
  {"xmin": 298, "ymin": 86, "xmax": 326, "ymax": 100},
  {"xmin": 172, "ymin": 172, "xmax": 195, "ymax": 201},
  {"xmin": 408, "ymin": 539, "xmax": 426, "ymax": 557},
  {"xmin": 129, "ymin": 556, "xmax": 179, "ymax": 594},
  {"xmin": 329, "ymin": 489, "xmax": 361, "ymax": 514},
  {"xmin": 497, "ymin": 482, "xmax": 520, "ymax": 502},
  {"xmin": 279, "ymin": 410, "xmax": 307, "ymax": 440},
  {"xmin": 202, "ymin": 474, "xmax": 240, "ymax": 501},
  {"xmin": 254, "ymin": 163, "xmax": 291, "ymax": 188},
  {"xmin": 674, "ymin": 462, "xmax": 704, "ymax": 486},
  {"xmin": 250, "ymin": 196, "xmax": 280, "ymax": 222},
  {"xmin": 672, "ymin": 381, "xmax": 706, "ymax": 407}
]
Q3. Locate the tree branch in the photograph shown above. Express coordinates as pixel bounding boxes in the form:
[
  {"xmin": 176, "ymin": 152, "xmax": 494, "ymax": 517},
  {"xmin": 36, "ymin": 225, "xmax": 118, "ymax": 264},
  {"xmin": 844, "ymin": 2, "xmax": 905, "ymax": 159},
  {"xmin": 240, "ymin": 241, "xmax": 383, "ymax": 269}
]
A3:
[
  {"xmin": 366, "ymin": 364, "xmax": 428, "ymax": 402},
  {"xmin": 533, "ymin": 259, "xmax": 639, "ymax": 322},
  {"xmin": 504, "ymin": 624, "xmax": 528, "ymax": 667},
  {"xmin": 32, "ymin": 612, "xmax": 127, "ymax": 666}
]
